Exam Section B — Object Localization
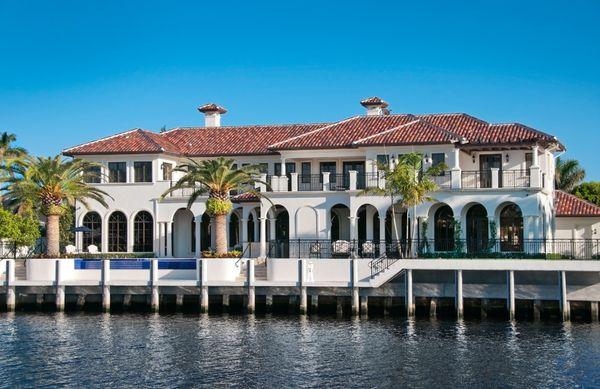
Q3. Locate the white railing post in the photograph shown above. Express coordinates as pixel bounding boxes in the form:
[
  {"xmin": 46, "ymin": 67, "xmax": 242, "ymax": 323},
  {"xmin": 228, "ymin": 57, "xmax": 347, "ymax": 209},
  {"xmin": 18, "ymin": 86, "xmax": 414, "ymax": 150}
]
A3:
[
  {"xmin": 279, "ymin": 176, "xmax": 289, "ymax": 192},
  {"xmin": 349, "ymin": 170, "xmax": 357, "ymax": 191},
  {"xmin": 451, "ymin": 168, "xmax": 462, "ymax": 189},
  {"xmin": 491, "ymin": 168, "xmax": 500, "ymax": 189},
  {"xmin": 6, "ymin": 259, "xmax": 15, "ymax": 311},
  {"xmin": 150, "ymin": 259, "xmax": 159, "ymax": 312},
  {"xmin": 101, "ymin": 259, "xmax": 110, "ymax": 312},
  {"xmin": 271, "ymin": 175, "xmax": 279, "ymax": 192},
  {"xmin": 530, "ymin": 166, "xmax": 541, "ymax": 188},
  {"xmin": 322, "ymin": 172, "xmax": 330, "ymax": 191},
  {"xmin": 290, "ymin": 173, "xmax": 298, "ymax": 192},
  {"xmin": 55, "ymin": 259, "xmax": 65, "ymax": 311},
  {"xmin": 257, "ymin": 173, "xmax": 267, "ymax": 192}
]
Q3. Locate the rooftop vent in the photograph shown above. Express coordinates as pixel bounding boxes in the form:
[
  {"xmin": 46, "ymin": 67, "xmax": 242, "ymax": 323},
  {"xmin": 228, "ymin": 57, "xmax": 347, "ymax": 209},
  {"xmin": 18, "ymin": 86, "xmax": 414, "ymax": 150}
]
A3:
[
  {"xmin": 360, "ymin": 97, "xmax": 390, "ymax": 116},
  {"xmin": 198, "ymin": 103, "xmax": 227, "ymax": 127}
]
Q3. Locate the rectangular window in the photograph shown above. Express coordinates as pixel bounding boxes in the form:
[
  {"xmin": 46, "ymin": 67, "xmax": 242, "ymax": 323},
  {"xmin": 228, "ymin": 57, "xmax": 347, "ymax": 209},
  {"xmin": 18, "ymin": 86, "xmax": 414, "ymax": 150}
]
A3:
[
  {"xmin": 431, "ymin": 153, "xmax": 445, "ymax": 167},
  {"xmin": 301, "ymin": 162, "xmax": 311, "ymax": 183},
  {"xmin": 232, "ymin": 163, "xmax": 238, "ymax": 170},
  {"xmin": 376, "ymin": 154, "xmax": 390, "ymax": 167},
  {"xmin": 274, "ymin": 163, "xmax": 281, "ymax": 176},
  {"xmin": 258, "ymin": 163, "xmax": 269, "ymax": 174},
  {"xmin": 319, "ymin": 162, "xmax": 337, "ymax": 183},
  {"xmin": 525, "ymin": 153, "xmax": 533, "ymax": 175},
  {"xmin": 84, "ymin": 165, "xmax": 102, "ymax": 184},
  {"xmin": 108, "ymin": 162, "xmax": 127, "ymax": 183},
  {"xmin": 161, "ymin": 163, "xmax": 173, "ymax": 181},
  {"xmin": 134, "ymin": 161, "xmax": 153, "ymax": 183}
]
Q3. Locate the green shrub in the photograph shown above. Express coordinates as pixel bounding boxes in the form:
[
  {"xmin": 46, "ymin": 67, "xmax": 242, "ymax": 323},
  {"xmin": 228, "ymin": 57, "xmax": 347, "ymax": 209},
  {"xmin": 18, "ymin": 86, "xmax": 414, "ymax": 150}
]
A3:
[
  {"xmin": 201, "ymin": 250, "xmax": 242, "ymax": 258},
  {"xmin": 62, "ymin": 252, "xmax": 156, "ymax": 259}
]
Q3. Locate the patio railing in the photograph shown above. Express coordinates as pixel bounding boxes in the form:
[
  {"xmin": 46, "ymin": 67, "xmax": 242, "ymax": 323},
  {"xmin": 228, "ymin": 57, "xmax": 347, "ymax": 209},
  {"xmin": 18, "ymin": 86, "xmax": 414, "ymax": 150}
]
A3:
[{"xmin": 267, "ymin": 239, "xmax": 600, "ymax": 260}]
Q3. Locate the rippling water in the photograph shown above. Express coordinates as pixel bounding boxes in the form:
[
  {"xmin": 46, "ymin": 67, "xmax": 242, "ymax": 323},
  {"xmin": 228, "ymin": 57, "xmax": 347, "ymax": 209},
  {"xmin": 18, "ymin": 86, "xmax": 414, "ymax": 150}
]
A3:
[{"xmin": 0, "ymin": 313, "xmax": 599, "ymax": 388}]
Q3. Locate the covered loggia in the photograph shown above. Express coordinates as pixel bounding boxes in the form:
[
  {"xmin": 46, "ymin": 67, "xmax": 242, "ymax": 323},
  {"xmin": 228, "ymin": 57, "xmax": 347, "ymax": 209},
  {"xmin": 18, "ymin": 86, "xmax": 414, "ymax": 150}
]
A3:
[{"xmin": 357, "ymin": 203, "xmax": 380, "ymax": 257}]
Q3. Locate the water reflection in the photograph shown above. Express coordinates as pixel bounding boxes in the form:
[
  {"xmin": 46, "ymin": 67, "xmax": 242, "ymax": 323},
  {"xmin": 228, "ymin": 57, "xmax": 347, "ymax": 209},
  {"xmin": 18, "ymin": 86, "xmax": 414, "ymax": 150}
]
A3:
[{"xmin": 0, "ymin": 314, "xmax": 598, "ymax": 387}]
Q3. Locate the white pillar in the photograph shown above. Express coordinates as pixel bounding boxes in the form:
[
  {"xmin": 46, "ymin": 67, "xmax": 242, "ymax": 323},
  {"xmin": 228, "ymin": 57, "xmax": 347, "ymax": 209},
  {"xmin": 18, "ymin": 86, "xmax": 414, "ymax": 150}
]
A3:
[
  {"xmin": 507, "ymin": 270, "xmax": 515, "ymax": 320},
  {"xmin": 379, "ymin": 215, "xmax": 387, "ymax": 254},
  {"xmin": 406, "ymin": 269, "xmax": 414, "ymax": 317},
  {"xmin": 241, "ymin": 217, "xmax": 249, "ymax": 255},
  {"xmin": 451, "ymin": 148, "xmax": 462, "ymax": 189},
  {"xmin": 560, "ymin": 271, "xmax": 570, "ymax": 321},
  {"xmin": 199, "ymin": 258, "xmax": 208, "ymax": 313},
  {"xmin": 247, "ymin": 259, "xmax": 255, "ymax": 314},
  {"xmin": 102, "ymin": 259, "xmax": 110, "ymax": 312},
  {"xmin": 150, "ymin": 258, "xmax": 159, "ymax": 312},
  {"xmin": 455, "ymin": 270, "xmax": 463, "ymax": 319},
  {"xmin": 531, "ymin": 145, "xmax": 539, "ymax": 167},
  {"xmin": 259, "ymin": 217, "xmax": 267, "ymax": 258},
  {"xmin": 491, "ymin": 167, "xmax": 500, "ymax": 189},
  {"xmin": 299, "ymin": 258, "xmax": 307, "ymax": 315},
  {"xmin": 269, "ymin": 218, "xmax": 276, "ymax": 240},
  {"xmin": 5, "ymin": 259, "xmax": 15, "ymax": 311},
  {"xmin": 290, "ymin": 172, "xmax": 298, "ymax": 192},
  {"xmin": 166, "ymin": 222, "xmax": 173, "ymax": 257},
  {"xmin": 55, "ymin": 260, "xmax": 65, "ymax": 312},
  {"xmin": 322, "ymin": 171, "xmax": 330, "ymax": 191},
  {"xmin": 349, "ymin": 170, "xmax": 357, "ymax": 190},
  {"xmin": 366, "ymin": 207, "xmax": 375, "ymax": 240},
  {"xmin": 280, "ymin": 159, "xmax": 286, "ymax": 176},
  {"xmin": 349, "ymin": 216, "xmax": 358, "ymax": 242},
  {"xmin": 195, "ymin": 217, "xmax": 202, "ymax": 257}
]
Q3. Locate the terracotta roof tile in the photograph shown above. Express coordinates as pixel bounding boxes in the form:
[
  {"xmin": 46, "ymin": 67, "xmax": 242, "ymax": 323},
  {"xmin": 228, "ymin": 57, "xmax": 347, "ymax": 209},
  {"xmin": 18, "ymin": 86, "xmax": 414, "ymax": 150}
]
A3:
[
  {"xmin": 555, "ymin": 190, "xmax": 600, "ymax": 217},
  {"xmin": 63, "ymin": 129, "xmax": 179, "ymax": 156},
  {"xmin": 231, "ymin": 192, "xmax": 260, "ymax": 203},
  {"xmin": 352, "ymin": 119, "xmax": 460, "ymax": 146}
]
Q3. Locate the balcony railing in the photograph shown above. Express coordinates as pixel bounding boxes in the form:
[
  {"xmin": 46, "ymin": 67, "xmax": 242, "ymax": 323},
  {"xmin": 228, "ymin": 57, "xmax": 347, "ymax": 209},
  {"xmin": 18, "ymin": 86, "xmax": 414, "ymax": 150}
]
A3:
[
  {"xmin": 431, "ymin": 171, "xmax": 452, "ymax": 189},
  {"xmin": 267, "ymin": 239, "xmax": 600, "ymax": 260},
  {"xmin": 461, "ymin": 169, "xmax": 531, "ymax": 189}
]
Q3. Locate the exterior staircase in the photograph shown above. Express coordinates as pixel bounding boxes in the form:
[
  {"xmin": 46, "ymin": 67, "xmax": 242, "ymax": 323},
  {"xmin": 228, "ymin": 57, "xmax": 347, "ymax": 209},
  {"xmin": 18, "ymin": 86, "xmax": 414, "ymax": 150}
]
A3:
[
  {"xmin": 369, "ymin": 255, "xmax": 405, "ymax": 287},
  {"xmin": 237, "ymin": 259, "xmax": 268, "ymax": 282}
]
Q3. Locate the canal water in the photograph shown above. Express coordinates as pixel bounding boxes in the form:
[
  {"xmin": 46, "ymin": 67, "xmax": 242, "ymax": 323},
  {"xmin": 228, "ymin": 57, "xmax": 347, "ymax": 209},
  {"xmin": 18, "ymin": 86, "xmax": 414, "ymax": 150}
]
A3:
[{"xmin": 0, "ymin": 313, "xmax": 598, "ymax": 388}]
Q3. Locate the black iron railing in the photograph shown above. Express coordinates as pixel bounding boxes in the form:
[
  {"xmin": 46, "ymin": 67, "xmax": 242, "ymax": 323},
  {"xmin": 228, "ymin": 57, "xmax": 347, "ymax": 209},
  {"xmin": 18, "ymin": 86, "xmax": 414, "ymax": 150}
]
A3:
[
  {"xmin": 267, "ymin": 239, "xmax": 600, "ymax": 260},
  {"xmin": 501, "ymin": 169, "xmax": 530, "ymax": 188}
]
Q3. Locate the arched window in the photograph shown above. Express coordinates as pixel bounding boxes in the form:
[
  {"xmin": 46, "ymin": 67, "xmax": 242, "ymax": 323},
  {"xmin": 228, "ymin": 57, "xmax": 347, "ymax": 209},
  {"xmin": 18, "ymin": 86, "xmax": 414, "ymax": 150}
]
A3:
[
  {"xmin": 108, "ymin": 212, "xmax": 127, "ymax": 252},
  {"xmin": 82, "ymin": 212, "xmax": 102, "ymax": 249},
  {"xmin": 247, "ymin": 214, "xmax": 255, "ymax": 243},
  {"xmin": 466, "ymin": 204, "xmax": 488, "ymax": 253},
  {"xmin": 133, "ymin": 211, "xmax": 153, "ymax": 252},
  {"xmin": 500, "ymin": 204, "xmax": 524, "ymax": 252},
  {"xmin": 434, "ymin": 205, "xmax": 454, "ymax": 251}
]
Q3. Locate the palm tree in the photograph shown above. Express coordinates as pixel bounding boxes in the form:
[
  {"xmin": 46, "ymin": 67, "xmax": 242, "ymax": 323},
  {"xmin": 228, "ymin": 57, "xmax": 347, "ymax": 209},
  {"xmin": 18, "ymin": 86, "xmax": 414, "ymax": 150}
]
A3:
[
  {"xmin": 555, "ymin": 157, "xmax": 585, "ymax": 192},
  {"xmin": 161, "ymin": 157, "xmax": 265, "ymax": 256},
  {"xmin": 362, "ymin": 152, "xmax": 444, "ymax": 252},
  {"xmin": 0, "ymin": 132, "xmax": 27, "ymax": 161},
  {"xmin": 1, "ymin": 155, "xmax": 110, "ymax": 257}
]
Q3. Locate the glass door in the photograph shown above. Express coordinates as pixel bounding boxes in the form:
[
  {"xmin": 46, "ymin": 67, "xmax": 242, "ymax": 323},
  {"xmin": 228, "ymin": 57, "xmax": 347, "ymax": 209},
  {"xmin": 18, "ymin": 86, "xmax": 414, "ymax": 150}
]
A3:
[
  {"xmin": 342, "ymin": 161, "xmax": 366, "ymax": 189},
  {"xmin": 479, "ymin": 154, "xmax": 502, "ymax": 188}
]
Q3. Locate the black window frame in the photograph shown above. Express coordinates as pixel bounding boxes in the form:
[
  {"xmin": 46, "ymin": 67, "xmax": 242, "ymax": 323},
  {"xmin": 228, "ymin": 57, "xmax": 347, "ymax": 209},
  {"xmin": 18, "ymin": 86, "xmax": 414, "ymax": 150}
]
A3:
[
  {"xmin": 134, "ymin": 161, "xmax": 153, "ymax": 183},
  {"xmin": 108, "ymin": 162, "xmax": 127, "ymax": 183},
  {"xmin": 301, "ymin": 162, "xmax": 311, "ymax": 183},
  {"xmin": 84, "ymin": 165, "xmax": 102, "ymax": 184},
  {"xmin": 133, "ymin": 211, "xmax": 154, "ymax": 252}
]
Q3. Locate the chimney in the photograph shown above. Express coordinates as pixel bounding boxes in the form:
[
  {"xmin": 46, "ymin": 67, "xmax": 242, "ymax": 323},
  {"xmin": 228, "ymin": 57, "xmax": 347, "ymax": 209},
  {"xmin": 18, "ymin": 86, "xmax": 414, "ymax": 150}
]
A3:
[
  {"xmin": 198, "ymin": 103, "xmax": 227, "ymax": 127},
  {"xmin": 360, "ymin": 97, "xmax": 389, "ymax": 116}
]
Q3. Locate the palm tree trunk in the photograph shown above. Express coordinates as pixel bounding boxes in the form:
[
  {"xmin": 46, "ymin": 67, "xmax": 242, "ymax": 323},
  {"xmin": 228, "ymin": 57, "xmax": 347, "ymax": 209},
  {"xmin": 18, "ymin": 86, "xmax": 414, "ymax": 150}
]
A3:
[
  {"xmin": 214, "ymin": 213, "xmax": 228, "ymax": 255},
  {"xmin": 46, "ymin": 214, "xmax": 60, "ymax": 257}
]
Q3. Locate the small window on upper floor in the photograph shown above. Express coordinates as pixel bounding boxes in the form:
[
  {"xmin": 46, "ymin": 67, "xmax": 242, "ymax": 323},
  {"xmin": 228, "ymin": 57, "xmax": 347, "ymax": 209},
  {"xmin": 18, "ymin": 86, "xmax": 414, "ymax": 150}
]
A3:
[
  {"xmin": 108, "ymin": 162, "xmax": 127, "ymax": 183},
  {"xmin": 525, "ymin": 153, "xmax": 533, "ymax": 176},
  {"xmin": 432, "ymin": 153, "xmax": 445, "ymax": 167},
  {"xmin": 162, "ymin": 163, "xmax": 173, "ymax": 181},
  {"xmin": 258, "ymin": 163, "xmax": 269, "ymax": 174},
  {"xmin": 376, "ymin": 154, "xmax": 390, "ymax": 167},
  {"xmin": 83, "ymin": 165, "xmax": 102, "ymax": 184},
  {"xmin": 301, "ymin": 162, "xmax": 311, "ymax": 183},
  {"xmin": 134, "ymin": 161, "xmax": 153, "ymax": 183}
]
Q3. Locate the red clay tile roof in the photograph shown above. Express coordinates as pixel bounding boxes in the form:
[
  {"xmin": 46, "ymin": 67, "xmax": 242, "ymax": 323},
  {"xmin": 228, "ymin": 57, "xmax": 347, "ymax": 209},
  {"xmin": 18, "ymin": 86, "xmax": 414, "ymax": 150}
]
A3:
[
  {"xmin": 63, "ymin": 129, "xmax": 181, "ymax": 156},
  {"xmin": 63, "ymin": 112, "xmax": 563, "ymax": 156},
  {"xmin": 555, "ymin": 190, "xmax": 600, "ymax": 217},
  {"xmin": 231, "ymin": 192, "xmax": 260, "ymax": 203}
]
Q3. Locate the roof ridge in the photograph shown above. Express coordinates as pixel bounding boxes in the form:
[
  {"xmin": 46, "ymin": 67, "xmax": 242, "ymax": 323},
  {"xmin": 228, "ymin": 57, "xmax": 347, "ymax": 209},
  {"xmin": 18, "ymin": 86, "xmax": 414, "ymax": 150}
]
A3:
[
  {"xmin": 163, "ymin": 121, "xmax": 331, "ymax": 134},
  {"xmin": 63, "ymin": 128, "xmax": 144, "ymax": 154},
  {"xmin": 413, "ymin": 116, "xmax": 467, "ymax": 143},
  {"xmin": 138, "ymin": 130, "xmax": 167, "ymax": 152},
  {"xmin": 268, "ymin": 116, "xmax": 360, "ymax": 149}
]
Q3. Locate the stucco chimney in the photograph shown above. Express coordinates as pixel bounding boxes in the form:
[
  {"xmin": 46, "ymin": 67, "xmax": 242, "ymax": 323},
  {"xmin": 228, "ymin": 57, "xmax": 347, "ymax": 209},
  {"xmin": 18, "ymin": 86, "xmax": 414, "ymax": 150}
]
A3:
[
  {"xmin": 198, "ymin": 103, "xmax": 227, "ymax": 127},
  {"xmin": 360, "ymin": 97, "xmax": 389, "ymax": 116}
]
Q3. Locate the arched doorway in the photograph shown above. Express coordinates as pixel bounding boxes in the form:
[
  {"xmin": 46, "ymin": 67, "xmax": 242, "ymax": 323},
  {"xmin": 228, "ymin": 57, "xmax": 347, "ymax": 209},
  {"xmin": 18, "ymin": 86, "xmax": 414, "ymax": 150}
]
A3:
[
  {"xmin": 200, "ymin": 213, "xmax": 211, "ymax": 252},
  {"xmin": 357, "ymin": 204, "xmax": 379, "ymax": 257},
  {"xmin": 268, "ymin": 205, "xmax": 289, "ymax": 257},
  {"xmin": 434, "ymin": 205, "xmax": 454, "ymax": 251},
  {"xmin": 330, "ymin": 204, "xmax": 350, "ymax": 241},
  {"xmin": 108, "ymin": 211, "xmax": 127, "ymax": 252},
  {"xmin": 82, "ymin": 212, "xmax": 102, "ymax": 250},
  {"xmin": 466, "ymin": 204, "xmax": 488, "ymax": 253},
  {"xmin": 500, "ymin": 204, "xmax": 524, "ymax": 252},
  {"xmin": 173, "ymin": 208, "xmax": 194, "ymax": 257},
  {"xmin": 229, "ymin": 211, "xmax": 240, "ymax": 248},
  {"xmin": 133, "ymin": 211, "xmax": 154, "ymax": 252}
]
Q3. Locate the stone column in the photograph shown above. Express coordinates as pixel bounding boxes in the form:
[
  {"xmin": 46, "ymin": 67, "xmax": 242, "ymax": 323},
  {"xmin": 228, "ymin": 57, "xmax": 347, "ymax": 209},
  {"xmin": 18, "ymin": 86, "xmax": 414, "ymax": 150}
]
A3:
[
  {"xmin": 259, "ymin": 217, "xmax": 267, "ymax": 258},
  {"xmin": 322, "ymin": 171, "xmax": 330, "ymax": 191},
  {"xmin": 379, "ymin": 215, "xmax": 387, "ymax": 255},
  {"xmin": 451, "ymin": 148, "xmax": 462, "ymax": 189}
]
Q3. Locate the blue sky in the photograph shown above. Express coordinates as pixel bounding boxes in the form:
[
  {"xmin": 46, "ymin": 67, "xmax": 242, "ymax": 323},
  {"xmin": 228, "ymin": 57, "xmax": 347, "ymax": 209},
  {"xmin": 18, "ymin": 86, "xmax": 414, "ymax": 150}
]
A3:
[{"xmin": 1, "ymin": 1, "xmax": 599, "ymax": 179}]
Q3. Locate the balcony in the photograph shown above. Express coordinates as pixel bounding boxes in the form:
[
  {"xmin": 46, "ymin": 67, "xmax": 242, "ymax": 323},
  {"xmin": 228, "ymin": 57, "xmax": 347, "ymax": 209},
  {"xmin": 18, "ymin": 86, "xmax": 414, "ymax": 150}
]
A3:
[
  {"xmin": 461, "ymin": 169, "xmax": 531, "ymax": 189},
  {"xmin": 268, "ymin": 239, "xmax": 600, "ymax": 260}
]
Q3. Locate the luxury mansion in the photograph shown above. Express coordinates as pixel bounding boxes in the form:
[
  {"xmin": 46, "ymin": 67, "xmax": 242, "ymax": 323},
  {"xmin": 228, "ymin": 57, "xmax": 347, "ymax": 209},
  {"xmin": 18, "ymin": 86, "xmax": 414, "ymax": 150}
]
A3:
[{"xmin": 64, "ymin": 97, "xmax": 600, "ymax": 259}]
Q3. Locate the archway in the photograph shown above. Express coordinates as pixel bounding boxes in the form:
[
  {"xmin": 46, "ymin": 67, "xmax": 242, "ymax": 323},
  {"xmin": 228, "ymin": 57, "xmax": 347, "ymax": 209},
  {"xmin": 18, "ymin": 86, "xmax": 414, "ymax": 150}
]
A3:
[
  {"xmin": 173, "ymin": 208, "xmax": 194, "ymax": 257},
  {"xmin": 357, "ymin": 204, "xmax": 379, "ymax": 257},
  {"xmin": 133, "ymin": 211, "xmax": 153, "ymax": 252},
  {"xmin": 330, "ymin": 204, "xmax": 350, "ymax": 241},
  {"xmin": 200, "ymin": 213, "xmax": 211, "ymax": 252},
  {"xmin": 499, "ymin": 203, "xmax": 524, "ymax": 252},
  {"xmin": 108, "ymin": 211, "xmax": 127, "ymax": 252},
  {"xmin": 229, "ymin": 211, "xmax": 240, "ymax": 248},
  {"xmin": 82, "ymin": 212, "xmax": 102, "ymax": 250},
  {"xmin": 434, "ymin": 205, "xmax": 454, "ymax": 251},
  {"xmin": 466, "ymin": 204, "xmax": 488, "ymax": 253},
  {"xmin": 268, "ymin": 205, "xmax": 289, "ymax": 257}
]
